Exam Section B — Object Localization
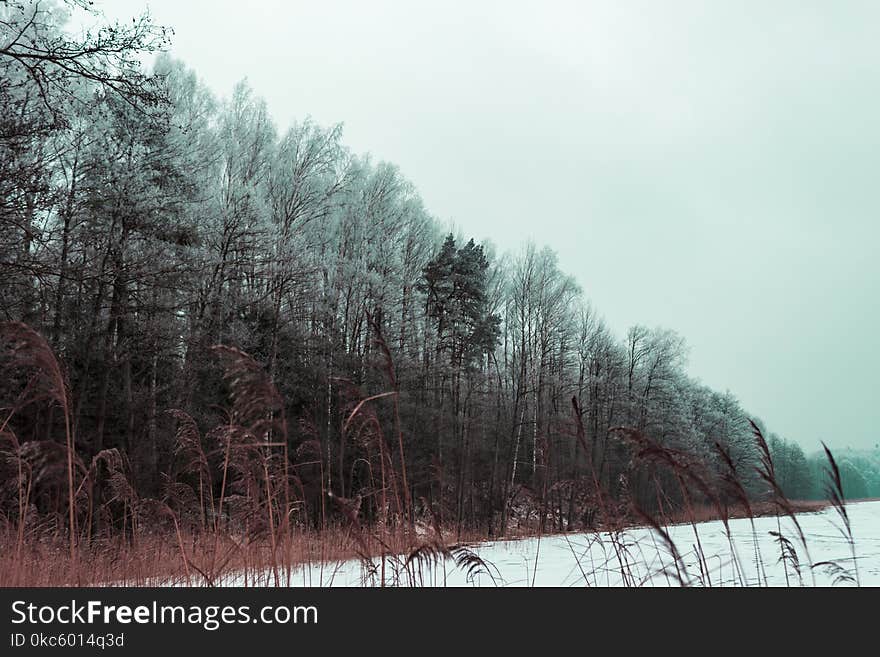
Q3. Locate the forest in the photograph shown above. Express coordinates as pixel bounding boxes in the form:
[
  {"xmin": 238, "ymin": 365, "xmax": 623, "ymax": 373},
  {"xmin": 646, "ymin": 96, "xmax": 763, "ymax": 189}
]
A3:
[{"xmin": 1, "ymin": 2, "xmax": 877, "ymax": 584}]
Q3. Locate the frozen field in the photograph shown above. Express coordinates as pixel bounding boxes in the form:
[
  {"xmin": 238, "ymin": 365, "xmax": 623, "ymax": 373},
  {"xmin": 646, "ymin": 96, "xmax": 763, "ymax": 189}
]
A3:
[{"xmin": 229, "ymin": 500, "xmax": 880, "ymax": 587}]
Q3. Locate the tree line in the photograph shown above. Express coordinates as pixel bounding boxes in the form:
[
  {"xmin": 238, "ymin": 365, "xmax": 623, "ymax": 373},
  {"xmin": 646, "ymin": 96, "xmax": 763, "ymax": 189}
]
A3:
[{"xmin": 1, "ymin": 2, "xmax": 870, "ymax": 541}]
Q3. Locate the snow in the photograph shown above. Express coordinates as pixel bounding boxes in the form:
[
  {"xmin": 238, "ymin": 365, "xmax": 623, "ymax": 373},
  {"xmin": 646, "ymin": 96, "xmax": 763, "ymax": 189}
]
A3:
[{"xmin": 209, "ymin": 500, "xmax": 880, "ymax": 587}]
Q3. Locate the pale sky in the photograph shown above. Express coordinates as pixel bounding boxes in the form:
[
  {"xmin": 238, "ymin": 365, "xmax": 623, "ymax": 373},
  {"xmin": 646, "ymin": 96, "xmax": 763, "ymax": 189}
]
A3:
[{"xmin": 87, "ymin": 1, "xmax": 879, "ymax": 451}]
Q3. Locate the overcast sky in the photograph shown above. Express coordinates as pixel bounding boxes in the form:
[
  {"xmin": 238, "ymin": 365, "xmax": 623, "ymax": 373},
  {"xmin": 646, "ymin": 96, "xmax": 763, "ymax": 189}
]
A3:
[{"xmin": 88, "ymin": 1, "xmax": 879, "ymax": 451}]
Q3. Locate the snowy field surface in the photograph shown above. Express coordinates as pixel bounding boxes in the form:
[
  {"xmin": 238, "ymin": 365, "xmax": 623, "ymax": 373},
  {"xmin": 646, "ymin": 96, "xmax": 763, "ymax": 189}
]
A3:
[{"xmin": 206, "ymin": 500, "xmax": 880, "ymax": 587}]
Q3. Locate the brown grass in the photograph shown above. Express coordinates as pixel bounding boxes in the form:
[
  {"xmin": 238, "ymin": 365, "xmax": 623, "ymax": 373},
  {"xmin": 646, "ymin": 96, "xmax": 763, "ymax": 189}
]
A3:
[
  {"xmin": 659, "ymin": 500, "xmax": 828, "ymax": 526},
  {"xmin": 0, "ymin": 524, "xmax": 491, "ymax": 587}
]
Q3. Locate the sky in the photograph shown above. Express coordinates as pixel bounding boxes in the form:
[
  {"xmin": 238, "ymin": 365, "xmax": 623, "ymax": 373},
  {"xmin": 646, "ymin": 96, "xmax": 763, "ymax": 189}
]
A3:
[{"xmin": 84, "ymin": 0, "xmax": 879, "ymax": 451}]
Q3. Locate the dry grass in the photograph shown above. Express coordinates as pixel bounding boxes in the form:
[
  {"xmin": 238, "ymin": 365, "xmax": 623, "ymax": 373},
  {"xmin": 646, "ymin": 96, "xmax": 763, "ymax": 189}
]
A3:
[
  {"xmin": 660, "ymin": 500, "xmax": 828, "ymax": 526},
  {"xmin": 0, "ymin": 524, "xmax": 493, "ymax": 587}
]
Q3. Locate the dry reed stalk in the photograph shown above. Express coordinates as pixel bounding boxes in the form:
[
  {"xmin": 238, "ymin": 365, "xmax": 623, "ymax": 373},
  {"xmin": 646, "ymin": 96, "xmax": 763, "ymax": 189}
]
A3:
[
  {"xmin": 1, "ymin": 322, "xmax": 77, "ymax": 578},
  {"xmin": 819, "ymin": 442, "xmax": 859, "ymax": 585}
]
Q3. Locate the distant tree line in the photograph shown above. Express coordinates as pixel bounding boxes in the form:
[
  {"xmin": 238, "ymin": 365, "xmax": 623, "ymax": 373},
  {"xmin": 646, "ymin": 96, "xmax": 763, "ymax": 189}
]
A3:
[
  {"xmin": 1, "ymin": 2, "xmax": 874, "ymax": 540},
  {"xmin": 767, "ymin": 434, "xmax": 880, "ymax": 501}
]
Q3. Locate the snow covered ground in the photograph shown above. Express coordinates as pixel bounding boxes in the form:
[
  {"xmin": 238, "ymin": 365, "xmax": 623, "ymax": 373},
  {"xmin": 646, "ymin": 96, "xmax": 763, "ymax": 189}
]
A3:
[{"xmin": 226, "ymin": 500, "xmax": 880, "ymax": 587}]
